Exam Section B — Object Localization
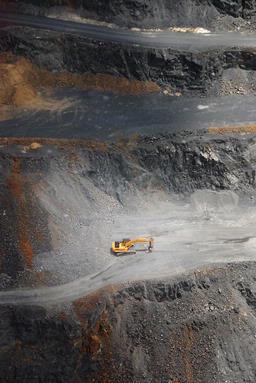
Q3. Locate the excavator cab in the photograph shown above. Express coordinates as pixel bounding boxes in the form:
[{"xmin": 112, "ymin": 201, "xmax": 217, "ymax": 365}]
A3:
[{"xmin": 111, "ymin": 237, "xmax": 154, "ymax": 256}]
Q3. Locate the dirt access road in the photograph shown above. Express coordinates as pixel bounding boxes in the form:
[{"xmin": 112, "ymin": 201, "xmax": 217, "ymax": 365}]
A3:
[
  {"xmin": 2, "ymin": 92, "xmax": 256, "ymax": 139},
  {"xmin": 2, "ymin": 11, "xmax": 256, "ymax": 50},
  {"xmin": 1, "ymin": 191, "xmax": 256, "ymax": 305},
  {"xmin": 1, "ymin": 12, "xmax": 256, "ymax": 139},
  {"xmin": 1, "ymin": 12, "xmax": 256, "ymax": 306}
]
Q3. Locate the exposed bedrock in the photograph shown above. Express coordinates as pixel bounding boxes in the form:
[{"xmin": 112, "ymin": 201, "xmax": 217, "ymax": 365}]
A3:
[
  {"xmin": 2, "ymin": 27, "xmax": 256, "ymax": 95},
  {"xmin": 0, "ymin": 134, "xmax": 256, "ymax": 288},
  {"xmin": 1, "ymin": 263, "xmax": 256, "ymax": 382},
  {"xmin": 3, "ymin": 0, "xmax": 256, "ymax": 29}
]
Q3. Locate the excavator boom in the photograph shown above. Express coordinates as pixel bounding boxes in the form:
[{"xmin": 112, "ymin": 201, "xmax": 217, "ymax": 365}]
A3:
[{"xmin": 111, "ymin": 237, "xmax": 154, "ymax": 256}]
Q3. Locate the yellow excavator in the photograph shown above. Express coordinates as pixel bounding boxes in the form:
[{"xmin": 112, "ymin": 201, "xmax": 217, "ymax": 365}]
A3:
[{"xmin": 111, "ymin": 237, "xmax": 154, "ymax": 256}]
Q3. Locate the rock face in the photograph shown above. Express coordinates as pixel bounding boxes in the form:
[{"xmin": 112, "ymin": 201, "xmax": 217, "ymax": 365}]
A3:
[
  {"xmin": 3, "ymin": 0, "xmax": 256, "ymax": 29},
  {"xmin": 2, "ymin": 26, "xmax": 256, "ymax": 95},
  {"xmin": 1, "ymin": 262, "xmax": 256, "ymax": 382},
  {"xmin": 0, "ymin": 134, "xmax": 256, "ymax": 289},
  {"xmin": 1, "ymin": 2, "xmax": 256, "ymax": 382},
  {"xmin": 79, "ymin": 0, "xmax": 256, "ymax": 28}
]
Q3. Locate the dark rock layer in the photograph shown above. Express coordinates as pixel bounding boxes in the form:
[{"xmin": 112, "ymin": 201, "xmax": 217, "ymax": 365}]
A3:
[
  {"xmin": 1, "ymin": 262, "xmax": 256, "ymax": 382},
  {"xmin": 2, "ymin": 26, "xmax": 256, "ymax": 95},
  {"xmin": 3, "ymin": 0, "xmax": 256, "ymax": 29}
]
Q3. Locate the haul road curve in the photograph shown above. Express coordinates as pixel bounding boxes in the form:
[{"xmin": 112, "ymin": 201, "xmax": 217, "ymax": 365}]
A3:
[
  {"xmin": 0, "ymin": 11, "xmax": 256, "ymax": 306},
  {"xmin": 2, "ymin": 11, "xmax": 256, "ymax": 50},
  {"xmin": 1, "ymin": 12, "xmax": 256, "ymax": 139}
]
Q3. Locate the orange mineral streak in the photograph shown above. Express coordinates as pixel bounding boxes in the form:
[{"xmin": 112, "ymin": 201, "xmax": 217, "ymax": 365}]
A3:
[
  {"xmin": 38, "ymin": 67, "xmax": 160, "ymax": 95},
  {"xmin": 182, "ymin": 325, "xmax": 195, "ymax": 383},
  {"xmin": 74, "ymin": 284, "xmax": 120, "ymax": 323},
  {"xmin": 73, "ymin": 286, "xmax": 122, "ymax": 382},
  {"xmin": 0, "ymin": 137, "xmax": 108, "ymax": 152},
  {"xmin": 0, "ymin": 52, "xmax": 160, "ymax": 109},
  {"xmin": 7, "ymin": 158, "xmax": 23, "ymax": 200},
  {"xmin": 19, "ymin": 238, "xmax": 34, "ymax": 270},
  {"xmin": 7, "ymin": 158, "xmax": 34, "ymax": 269},
  {"xmin": 208, "ymin": 124, "xmax": 256, "ymax": 135}
]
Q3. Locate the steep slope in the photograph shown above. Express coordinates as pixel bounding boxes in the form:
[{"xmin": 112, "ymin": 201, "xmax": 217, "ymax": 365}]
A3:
[
  {"xmin": 1, "ymin": 263, "xmax": 256, "ymax": 382},
  {"xmin": 1, "ymin": 133, "xmax": 256, "ymax": 290},
  {"xmin": 3, "ymin": 26, "xmax": 256, "ymax": 96}
]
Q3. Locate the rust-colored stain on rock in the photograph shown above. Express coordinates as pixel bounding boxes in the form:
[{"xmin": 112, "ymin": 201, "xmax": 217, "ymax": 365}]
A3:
[
  {"xmin": 7, "ymin": 158, "xmax": 23, "ymax": 200},
  {"xmin": 74, "ymin": 285, "xmax": 119, "ymax": 323},
  {"xmin": 0, "ymin": 137, "xmax": 108, "ymax": 152},
  {"xmin": 208, "ymin": 124, "xmax": 256, "ymax": 134},
  {"xmin": 7, "ymin": 158, "xmax": 34, "ymax": 269},
  {"xmin": 0, "ymin": 52, "xmax": 160, "ymax": 106},
  {"xmin": 73, "ymin": 288, "xmax": 122, "ymax": 383},
  {"xmin": 182, "ymin": 324, "xmax": 195, "ymax": 383}
]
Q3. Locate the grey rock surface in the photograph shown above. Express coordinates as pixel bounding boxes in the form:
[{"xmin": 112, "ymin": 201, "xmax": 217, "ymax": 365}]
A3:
[{"xmin": 4, "ymin": 0, "xmax": 256, "ymax": 30}]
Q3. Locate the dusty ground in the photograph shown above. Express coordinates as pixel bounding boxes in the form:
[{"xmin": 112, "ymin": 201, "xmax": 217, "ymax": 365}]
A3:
[
  {"xmin": 1, "ymin": 133, "xmax": 256, "ymax": 295},
  {"xmin": 2, "ymin": 89, "xmax": 256, "ymax": 140},
  {"xmin": 0, "ymin": 53, "xmax": 74, "ymax": 120}
]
